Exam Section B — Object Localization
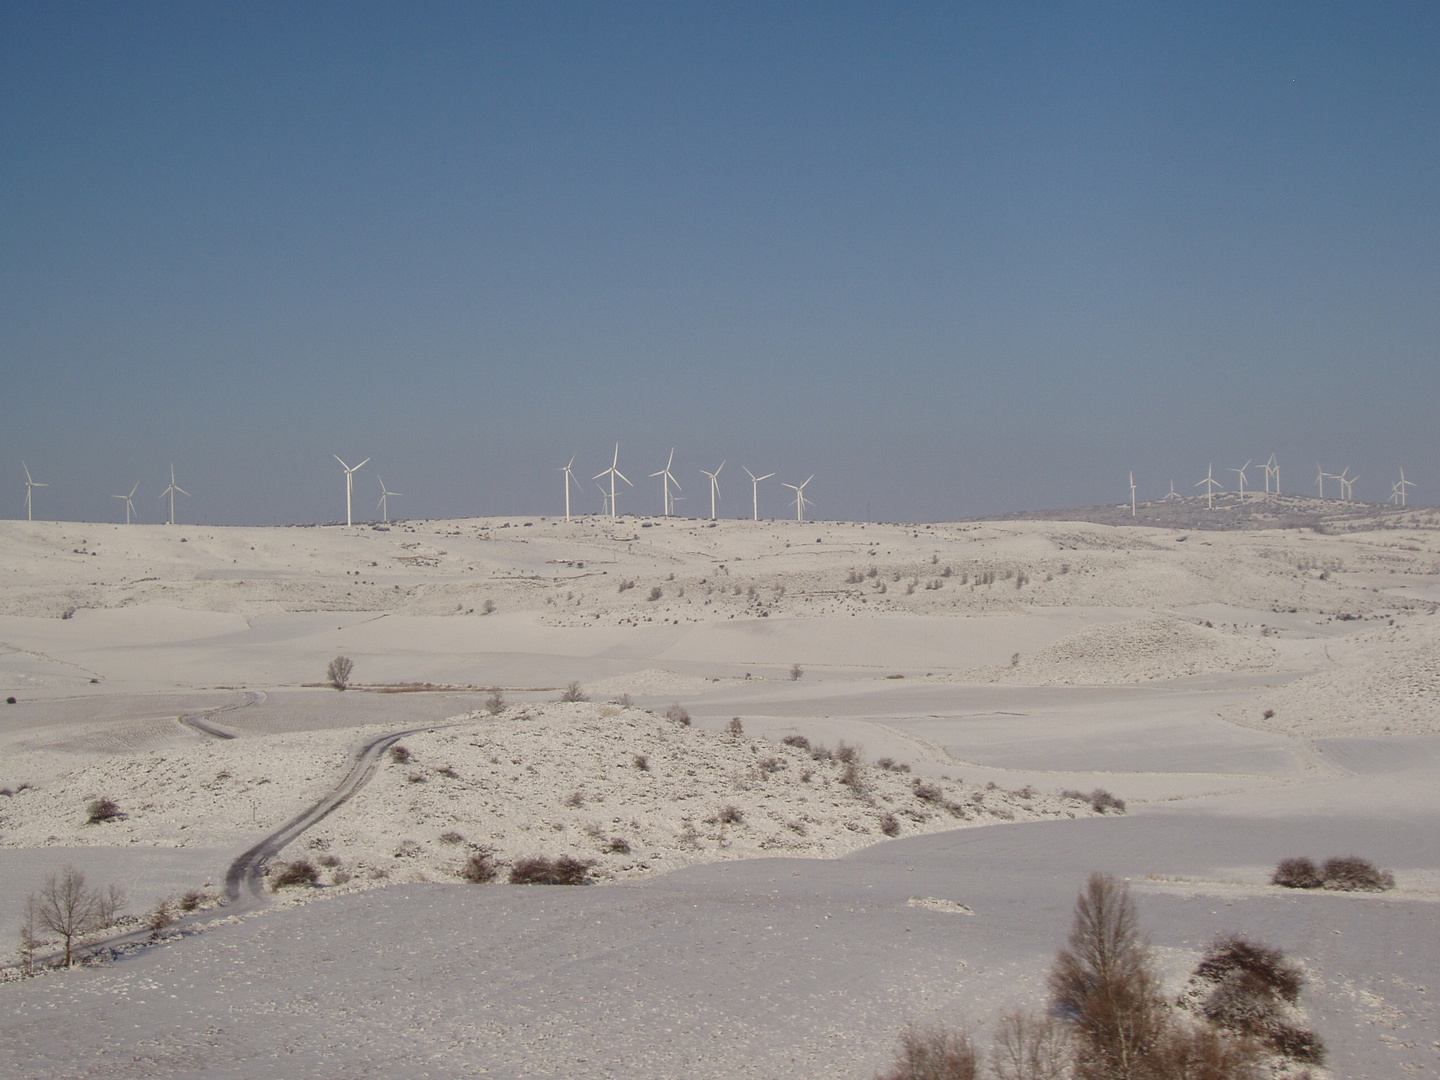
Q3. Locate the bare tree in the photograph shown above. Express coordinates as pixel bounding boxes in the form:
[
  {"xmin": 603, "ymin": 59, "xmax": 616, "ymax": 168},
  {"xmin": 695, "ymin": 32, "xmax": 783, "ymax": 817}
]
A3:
[
  {"xmin": 18, "ymin": 896, "xmax": 41, "ymax": 976},
  {"xmin": 991, "ymin": 1010, "xmax": 1072, "ymax": 1080},
  {"xmin": 327, "ymin": 655, "xmax": 354, "ymax": 690},
  {"xmin": 1048, "ymin": 873, "xmax": 1166, "ymax": 1080},
  {"xmin": 878, "ymin": 1024, "xmax": 980, "ymax": 1080},
  {"xmin": 29, "ymin": 865, "xmax": 124, "ymax": 968}
]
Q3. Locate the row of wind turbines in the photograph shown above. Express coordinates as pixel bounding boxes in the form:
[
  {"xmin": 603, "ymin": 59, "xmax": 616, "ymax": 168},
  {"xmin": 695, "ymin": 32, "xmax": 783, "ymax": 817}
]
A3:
[
  {"xmin": 563, "ymin": 446, "xmax": 815, "ymax": 522},
  {"xmin": 19, "ymin": 462, "xmax": 192, "ymax": 524},
  {"xmin": 1127, "ymin": 455, "xmax": 1418, "ymax": 514}
]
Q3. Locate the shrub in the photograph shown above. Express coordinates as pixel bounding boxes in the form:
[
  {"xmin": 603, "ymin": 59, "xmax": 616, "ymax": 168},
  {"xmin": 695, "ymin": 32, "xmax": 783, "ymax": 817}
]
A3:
[
  {"xmin": 990, "ymin": 1011, "xmax": 1071, "ymax": 1080},
  {"xmin": 436, "ymin": 765, "xmax": 460, "ymax": 779},
  {"xmin": 606, "ymin": 836, "xmax": 631, "ymax": 854},
  {"xmin": 327, "ymin": 655, "xmax": 353, "ymax": 690},
  {"xmin": 406, "ymin": 771, "xmax": 426, "ymax": 784},
  {"xmin": 790, "ymin": 663, "xmax": 804, "ymax": 681},
  {"xmin": 316, "ymin": 853, "xmax": 342, "ymax": 868},
  {"xmin": 727, "ymin": 716, "xmax": 744, "ymax": 735},
  {"xmin": 87, "ymin": 797, "xmax": 123, "ymax": 824},
  {"xmin": 564, "ymin": 790, "xmax": 584, "ymax": 808},
  {"xmin": 879, "ymin": 813, "xmax": 900, "ymax": 837},
  {"xmin": 1192, "ymin": 935, "xmax": 1322, "ymax": 1064},
  {"xmin": 389, "ymin": 745, "xmax": 411, "ymax": 764},
  {"xmin": 1194, "ymin": 936, "xmax": 1303, "ymax": 1004},
  {"xmin": 633, "ymin": 754, "xmax": 649, "ymax": 771},
  {"xmin": 461, "ymin": 851, "xmax": 498, "ymax": 883},
  {"xmin": 840, "ymin": 761, "xmax": 866, "ymax": 794},
  {"xmin": 665, "ymin": 703, "xmax": 691, "ymax": 725},
  {"xmin": 835, "ymin": 741, "xmax": 861, "ymax": 765},
  {"xmin": 179, "ymin": 890, "xmax": 206, "ymax": 912},
  {"xmin": 1271, "ymin": 857, "xmax": 1322, "ymax": 889},
  {"xmin": 717, "ymin": 805, "xmax": 743, "ymax": 825},
  {"xmin": 1087, "ymin": 789, "xmax": 1126, "ymax": 814},
  {"xmin": 782, "ymin": 734, "xmax": 811, "ymax": 750},
  {"xmin": 148, "ymin": 901, "xmax": 174, "ymax": 938},
  {"xmin": 1321, "ymin": 855, "xmax": 1393, "ymax": 891},
  {"xmin": 913, "ymin": 780, "xmax": 943, "ymax": 803},
  {"xmin": 439, "ymin": 830, "xmax": 465, "ymax": 845},
  {"xmin": 485, "ymin": 688, "xmax": 505, "ymax": 714},
  {"xmin": 648, "ymin": 586, "xmax": 662, "ymax": 601},
  {"xmin": 508, "ymin": 855, "xmax": 593, "ymax": 885},
  {"xmin": 878, "ymin": 1024, "xmax": 979, "ymax": 1080},
  {"xmin": 270, "ymin": 859, "xmax": 320, "ymax": 890},
  {"xmin": 560, "ymin": 681, "xmax": 588, "ymax": 702}
]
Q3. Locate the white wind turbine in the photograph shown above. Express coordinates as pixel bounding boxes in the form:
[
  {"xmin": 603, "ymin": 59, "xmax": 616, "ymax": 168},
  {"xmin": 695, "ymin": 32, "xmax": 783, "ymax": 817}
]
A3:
[
  {"xmin": 1162, "ymin": 480, "xmax": 1182, "ymax": 501},
  {"xmin": 782, "ymin": 476, "xmax": 814, "ymax": 522},
  {"xmin": 650, "ymin": 449, "xmax": 681, "ymax": 517},
  {"xmin": 376, "ymin": 476, "xmax": 402, "ymax": 523},
  {"xmin": 159, "ymin": 463, "xmax": 189, "ymax": 525},
  {"xmin": 1230, "ymin": 460, "xmax": 1251, "ymax": 502},
  {"xmin": 593, "ymin": 444, "xmax": 631, "ymax": 519},
  {"xmin": 1128, "ymin": 471, "xmax": 1137, "ymax": 517},
  {"xmin": 1392, "ymin": 467, "xmax": 1415, "ymax": 508},
  {"xmin": 113, "ymin": 482, "xmax": 139, "ymax": 524},
  {"xmin": 334, "ymin": 455, "xmax": 369, "ymax": 527},
  {"xmin": 1195, "ymin": 464, "xmax": 1222, "ymax": 509},
  {"xmin": 743, "ymin": 467, "xmax": 774, "ymax": 521},
  {"xmin": 22, "ymin": 463, "xmax": 47, "ymax": 522},
  {"xmin": 700, "ymin": 461, "xmax": 724, "ymax": 520},
  {"xmin": 1263, "ymin": 454, "xmax": 1280, "ymax": 494},
  {"xmin": 558, "ymin": 454, "xmax": 580, "ymax": 522},
  {"xmin": 595, "ymin": 481, "xmax": 611, "ymax": 517},
  {"xmin": 1337, "ymin": 468, "xmax": 1357, "ymax": 501}
]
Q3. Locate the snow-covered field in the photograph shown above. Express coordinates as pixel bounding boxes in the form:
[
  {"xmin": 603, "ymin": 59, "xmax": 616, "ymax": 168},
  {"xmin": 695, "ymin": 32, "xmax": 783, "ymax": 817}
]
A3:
[{"xmin": 0, "ymin": 503, "xmax": 1437, "ymax": 1078}]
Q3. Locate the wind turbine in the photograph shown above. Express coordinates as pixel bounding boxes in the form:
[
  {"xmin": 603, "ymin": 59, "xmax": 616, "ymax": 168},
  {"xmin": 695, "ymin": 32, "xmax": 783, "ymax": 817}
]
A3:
[
  {"xmin": 558, "ymin": 454, "xmax": 580, "ymax": 522},
  {"xmin": 650, "ymin": 449, "xmax": 681, "ymax": 517},
  {"xmin": 1162, "ymin": 480, "xmax": 1181, "ymax": 501},
  {"xmin": 742, "ymin": 467, "xmax": 774, "ymax": 521},
  {"xmin": 1230, "ymin": 460, "xmax": 1251, "ymax": 502},
  {"xmin": 22, "ymin": 463, "xmax": 47, "ymax": 522},
  {"xmin": 112, "ymin": 482, "xmax": 139, "ymax": 524},
  {"xmin": 1315, "ymin": 463, "xmax": 1332, "ymax": 500},
  {"xmin": 782, "ymin": 476, "xmax": 814, "ymax": 522},
  {"xmin": 159, "ymin": 463, "xmax": 189, "ymax": 525},
  {"xmin": 593, "ymin": 444, "xmax": 631, "ymax": 518},
  {"xmin": 700, "ymin": 461, "xmax": 724, "ymax": 520},
  {"xmin": 376, "ymin": 476, "xmax": 402, "ymax": 523},
  {"xmin": 1336, "ymin": 468, "xmax": 1356, "ymax": 501},
  {"xmin": 1263, "ymin": 454, "xmax": 1280, "ymax": 494},
  {"xmin": 1392, "ymin": 467, "xmax": 1415, "ymax": 508},
  {"xmin": 1195, "ymin": 464, "xmax": 1222, "ymax": 509},
  {"xmin": 595, "ymin": 481, "xmax": 611, "ymax": 517},
  {"xmin": 334, "ymin": 455, "xmax": 369, "ymax": 527},
  {"xmin": 1128, "ymin": 471, "xmax": 1137, "ymax": 517}
]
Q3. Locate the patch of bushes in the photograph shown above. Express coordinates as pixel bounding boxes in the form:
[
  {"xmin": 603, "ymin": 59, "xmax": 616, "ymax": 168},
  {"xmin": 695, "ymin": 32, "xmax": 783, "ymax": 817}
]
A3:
[
  {"xmin": 438, "ymin": 830, "xmax": 465, "ymax": 845},
  {"xmin": 1272, "ymin": 854, "xmax": 1393, "ymax": 891},
  {"xmin": 606, "ymin": 836, "xmax": 631, "ymax": 854},
  {"xmin": 508, "ymin": 855, "xmax": 594, "ymax": 885},
  {"xmin": 270, "ymin": 859, "xmax": 320, "ymax": 890},
  {"xmin": 913, "ymin": 780, "xmax": 943, "ymax": 803},
  {"xmin": 560, "ymin": 681, "xmax": 588, "ymax": 702},
  {"xmin": 1060, "ymin": 788, "xmax": 1126, "ymax": 814},
  {"xmin": 877, "ymin": 1024, "xmax": 979, "ymax": 1080},
  {"xmin": 86, "ymin": 797, "xmax": 123, "ymax": 824},
  {"xmin": 717, "ymin": 805, "xmax": 743, "ymax": 825},
  {"xmin": 388, "ymin": 745, "xmax": 411, "ymax": 764},
  {"xmin": 782, "ymin": 734, "xmax": 811, "ymax": 750},
  {"xmin": 1191, "ymin": 934, "xmax": 1325, "ymax": 1064},
  {"xmin": 461, "ymin": 850, "xmax": 498, "ymax": 883},
  {"xmin": 664, "ymin": 703, "xmax": 691, "ymax": 725},
  {"xmin": 179, "ymin": 890, "xmax": 206, "ymax": 912},
  {"xmin": 879, "ymin": 813, "xmax": 900, "ymax": 837}
]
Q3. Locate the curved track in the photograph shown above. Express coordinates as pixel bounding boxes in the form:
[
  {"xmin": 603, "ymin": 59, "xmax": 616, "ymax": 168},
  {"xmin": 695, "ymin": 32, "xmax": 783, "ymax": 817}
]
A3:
[{"xmin": 178, "ymin": 690, "xmax": 266, "ymax": 740}]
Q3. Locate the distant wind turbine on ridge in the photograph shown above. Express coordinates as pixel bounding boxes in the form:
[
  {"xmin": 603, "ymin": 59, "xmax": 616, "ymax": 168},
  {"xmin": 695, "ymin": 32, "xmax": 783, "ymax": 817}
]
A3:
[
  {"xmin": 1128, "ymin": 471, "xmax": 1136, "ymax": 517},
  {"xmin": 558, "ymin": 455, "xmax": 580, "ymax": 522},
  {"xmin": 1162, "ymin": 480, "xmax": 1181, "ymax": 501},
  {"xmin": 1337, "ymin": 468, "xmax": 1357, "ymax": 502},
  {"xmin": 159, "ymin": 463, "xmax": 189, "ymax": 525},
  {"xmin": 782, "ymin": 476, "xmax": 814, "ymax": 523},
  {"xmin": 1263, "ymin": 454, "xmax": 1280, "ymax": 494},
  {"xmin": 743, "ymin": 467, "xmax": 774, "ymax": 521},
  {"xmin": 334, "ymin": 455, "xmax": 369, "ymax": 527},
  {"xmin": 113, "ymin": 482, "xmax": 140, "ymax": 524},
  {"xmin": 22, "ymin": 463, "xmax": 47, "ymax": 522},
  {"xmin": 650, "ymin": 449, "xmax": 681, "ymax": 517},
  {"xmin": 593, "ymin": 444, "xmax": 631, "ymax": 519},
  {"xmin": 1230, "ymin": 460, "xmax": 1251, "ymax": 502},
  {"xmin": 376, "ymin": 476, "xmax": 402, "ymax": 523},
  {"xmin": 1195, "ymin": 464, "xmax": 1222, "ymax": 510},
  {"xmin": 700, "ymin": 461, "xmax": 724, "ymax": 521},
  {"xmin": 1315, "ymin": 463, "xmax": 1333, "ymax": 500},
  {"xmin": 1392, "ymin": 467, "xmax": 1415, "ymax": 508}
]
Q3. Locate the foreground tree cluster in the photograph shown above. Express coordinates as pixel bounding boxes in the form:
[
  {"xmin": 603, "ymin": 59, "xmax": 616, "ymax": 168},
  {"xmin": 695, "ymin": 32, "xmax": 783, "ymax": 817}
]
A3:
[{"xmin": 880, "ymin": 873, "xmax": 1325, "ymax": 1080}]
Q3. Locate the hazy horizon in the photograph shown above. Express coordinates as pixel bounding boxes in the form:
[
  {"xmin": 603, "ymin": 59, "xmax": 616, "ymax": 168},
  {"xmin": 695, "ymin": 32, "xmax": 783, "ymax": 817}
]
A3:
[{"xmin": 4, "ymin": 4, "xmax": 1437, "ymax": 525}]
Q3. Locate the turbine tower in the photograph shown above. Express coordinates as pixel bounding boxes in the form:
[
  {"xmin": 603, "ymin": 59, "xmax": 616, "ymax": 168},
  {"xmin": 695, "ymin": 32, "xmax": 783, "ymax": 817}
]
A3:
[
  {"xmin": 700, "ymin": 461, "xmax": 724, "ymax": 520},
  {"xmin": 1336, "ymin": 468, "xmax": 1356, "ymax": 502},
  {"xmin": 1315, "ymin": 463, "xmax": 1332, "ymax": 500},
  {"xmin": 334, "ymin": 455, "xmax": 369, "ymax": 527},
  {"xmin": 743, "ymin": 467, "xmax": 774, "ymax": 521},
  {"xmin": 1393, "ymin": 467, "xmax": 1415, "ymax": 508},
  {"xmin": 159, "ymin": 463, "xmax": 189, "ymax": 525},
  {"xmin": 782, "ymin": 476, "xmax": 814, "ymax": 522},
  {"xmin": 558, "ymin": 454, "xmax": 580, "ymax": 522},
  {"xmin": 22, "ymin": 463, "xmax": 47, "ymax": 522},
  {"xmin": 1230, "ymin": 460, "xmax": 1251, "ymax": 502},
  {"xmin": 593, "ymin": 444, "xmax": 631, "ymax": 519},
  {"xmin": 376, "ymin": 476, "xmax": 402, "ymax": 523},
  {"xmin": 112, "ymin": 482, "xmax": 139, "ymax": 524},
  {"xmin": 1195, "ymin": 464, "xmax": 1222, "ymax": 509},
  {"xmin": 1263, "ymin": 454, "xmax": 1280, "ymax": 494},
  {"xmin": 1128, "ymin": 471, "xmax": 1136, "ymax": 517},
  {"xmin": 1162, "ymin": 480, "xmax": 1181, "ymax": 501},
  {"xmin": 650, "ymin": 449, "xmax": 681, "ymax": 517}
]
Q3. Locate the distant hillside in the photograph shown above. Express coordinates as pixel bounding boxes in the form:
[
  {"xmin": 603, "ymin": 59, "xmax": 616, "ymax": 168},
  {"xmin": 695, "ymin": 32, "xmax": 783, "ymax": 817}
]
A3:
[{"xmin": 993, "ymin": 492, "xmax": 1439, "ymax": 532}]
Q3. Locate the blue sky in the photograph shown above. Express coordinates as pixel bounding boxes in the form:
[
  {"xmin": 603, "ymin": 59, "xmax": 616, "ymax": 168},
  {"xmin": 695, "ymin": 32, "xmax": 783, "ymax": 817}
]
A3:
[{"xmin": 3, "ymin": 2, "xmax": 1437, "ymax": 524}]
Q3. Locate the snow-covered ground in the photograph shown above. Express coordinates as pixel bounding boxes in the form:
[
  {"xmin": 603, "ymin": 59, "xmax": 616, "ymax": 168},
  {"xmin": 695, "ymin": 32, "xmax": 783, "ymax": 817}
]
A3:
[{"xmin": 0, "ymin": 508, "xmax": 1437, "ymax": 1078}]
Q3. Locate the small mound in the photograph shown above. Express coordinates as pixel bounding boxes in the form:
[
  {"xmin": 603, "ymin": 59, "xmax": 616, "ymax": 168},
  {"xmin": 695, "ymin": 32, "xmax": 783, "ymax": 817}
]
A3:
[{"xmin": 958, "ymin": 617, "xmax": 1277, "ymax": 685}]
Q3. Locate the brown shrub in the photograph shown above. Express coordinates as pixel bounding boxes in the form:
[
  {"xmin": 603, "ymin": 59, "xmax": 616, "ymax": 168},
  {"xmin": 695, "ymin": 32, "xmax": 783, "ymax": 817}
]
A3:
[
  {"xmin": 87, "ymin": 797, "xmax": 123, "ymax": 824},
  {"xmin": 1321, "ymin": 855, "xmax": 1393, "ymax": 892},
  {"xmin": 270, "ymin": 859, "xmax": 320, "ymax": 890},
  {"xmin": 990, "ymin": 1011, "xmax": 1071, "ymax": 1080},
  {"xmin": 1270, "ymin": 857, "xmax": 1322, "ymax": 889},
  {"xmin": 727, "ymin": 716, "xmax": 744, "ymax": 735},
  {"xmin": 508, "ymin": 855, "xmax": 593, "ymax": 885},
  {"xmin": 664, "ymin": 703, "xmax": 691, "ymax": 725},
  {"xmin": 717, "ymin": 805, "xmax": 743, "ymax": 825},
  {"xmin": 179, "ymin": 890, "xmax": 206, "ymax": 912},
  {"xmin": 388, "ymin": 745, "xmax": 411, "ymax": 764},
  {"xmin": 606, "ymin": 836, "xmax": 631, "ymax": 854},
  {"xmin": 560, "ymin": 681, "xmax": 588, "ymax": 702},
  {"xmin": 877, "ymin": 1024, "xmax": 979, "ymax": 1080},
  {"xmin": 782, "ymin": 734, "xmax": 811, "ymax": 750},
  {"xmin": 879, "ymin": 813, "xmax": 900, "ymax": 837},
  {"xmin": 461, "ymin": 851, "xmax": 498, "ymax": 883}
]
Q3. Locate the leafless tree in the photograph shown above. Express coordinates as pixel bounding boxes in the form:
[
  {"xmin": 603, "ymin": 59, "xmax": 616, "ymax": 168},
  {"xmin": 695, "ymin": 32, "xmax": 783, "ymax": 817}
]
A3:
[
  {"xmin": 29, "ymin": 865, "xmax": 125, "ymax": 968},
  {"xmin": 1048, "ymin": 873, "xmax": 1166, "ymax": 1080},
  {"xmin": 878, "ymin": 1024, "xmax": 979, "ymax": 1080},
  {"xmin": 327, "ymin": 655, "xmax": 354, "ymax": 690},
  {"xmin": 991, "ymin": 1010, "xmax": 1072, "ymax": 1080}
]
